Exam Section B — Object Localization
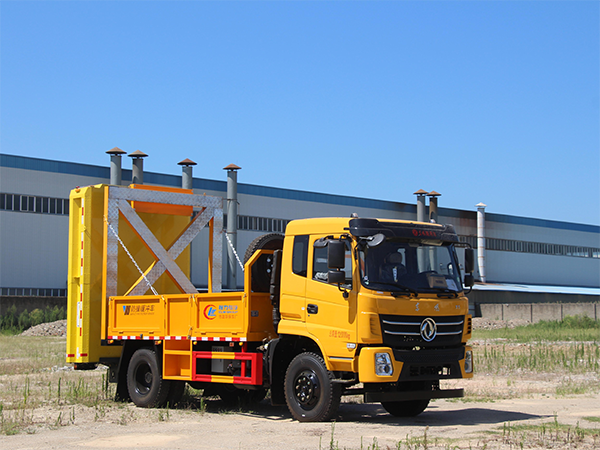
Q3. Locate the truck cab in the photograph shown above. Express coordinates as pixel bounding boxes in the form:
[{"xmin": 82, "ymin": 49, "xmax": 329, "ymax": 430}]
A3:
[{"xmin": 265, "ymin": 217, "xmax": 474, "ymax": 421}]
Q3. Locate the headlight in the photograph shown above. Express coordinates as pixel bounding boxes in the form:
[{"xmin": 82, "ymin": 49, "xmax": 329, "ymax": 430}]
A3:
[
  {"xmin": 464, "ymin": 350, "xmax": 473, "ymax": 374},
  {"xmin": 375, "ymin": 352, "xmax": 393, "ymax": 376}
]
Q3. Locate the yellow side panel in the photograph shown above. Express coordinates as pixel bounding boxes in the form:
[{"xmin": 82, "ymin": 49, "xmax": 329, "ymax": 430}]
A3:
[
  {"xmin": 109, "ymin": 295, "xmax": 164, "ymax": 337},
  {"xmin": 108, "ymin": 293, "xmax": 264, "ymax": 342},
  {"xmin": 246, "ymin": 292, "xmax": 277, "ymax": 342},
  {"xmin": 193, "ymin": 293, "xmax": 246, "ymax": 337},
  {"xmin": 66, "ymin": 186, "xmax": 122, "ymax": 364},
  {"xmin": 166, "ymin": 296, "xmax": 193, "ymax": 337}
]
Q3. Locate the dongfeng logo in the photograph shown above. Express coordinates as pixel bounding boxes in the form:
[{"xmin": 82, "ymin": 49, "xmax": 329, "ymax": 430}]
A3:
[{"xmin": 420, "ymin": 318, "xmax": 437, "ymax": 342}]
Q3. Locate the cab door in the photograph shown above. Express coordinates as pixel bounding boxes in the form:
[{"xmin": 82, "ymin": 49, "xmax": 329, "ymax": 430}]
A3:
[
  {"xmin": 278, "ymin": 235, "xmax": 308, "ymax": 331},
  {"xmin": 305, "ymin": 236, "xmax": 357, "ymax": 368}
]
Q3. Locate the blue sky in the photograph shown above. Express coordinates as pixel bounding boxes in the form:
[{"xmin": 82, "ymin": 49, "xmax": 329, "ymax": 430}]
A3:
[{"xmin": 1, "ymin": 1, "xmax": 598, "ymax": 225}]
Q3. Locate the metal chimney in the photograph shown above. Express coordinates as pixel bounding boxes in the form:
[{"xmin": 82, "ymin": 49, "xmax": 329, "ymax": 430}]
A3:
[
  {"xmin": 106, "ymin": 147, "xmax": 126, "ymax": 185},
  {"xmin": 224, "ymin": 164, "xmax": 241, "ymax": 290},
  {"xmin": 414, "ymin": 189, "xmax": 428, "ymax": 222},
  {"xmin": 178, "ymin": 158, "xmax": 197, "ymax": 190},
  {"xmin": 428, "ymin": 191, "xmax": 441, "ymax": 223},
  {"xmin": 128, "ymin": 150, "xmax": 148, "ymax": 185},
  {"xmin": 476, "ymin": 202, "xmax": 487, "ymax": 283}
]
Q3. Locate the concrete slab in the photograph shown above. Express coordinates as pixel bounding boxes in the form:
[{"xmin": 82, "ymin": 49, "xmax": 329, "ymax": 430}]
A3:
[
  {"xmin": 531, "ymin": 303, "xmax": 562, "ymax": 323},
  {"xmin": 562, "ymin": 303, "xmax": 596, "ymax": 320},
  {"xmin": 479, "ymin": 303, "xmax": 503, "ymax": 320},
  {"xmin": 502, "ymin": 303, "xmax": 532, "ymax": 322}
]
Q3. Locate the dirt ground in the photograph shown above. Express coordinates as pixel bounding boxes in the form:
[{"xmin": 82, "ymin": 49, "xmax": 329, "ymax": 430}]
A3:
[
  {"xmin": 2, "ymin": 392, "xmax": 599, "ymax": 450},
  {"xmin": 2, "ymin": 320, "xmax": 599, "ymax": 449}
]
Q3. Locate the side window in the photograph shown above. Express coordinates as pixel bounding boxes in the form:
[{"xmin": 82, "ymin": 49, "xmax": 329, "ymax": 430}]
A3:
[
  {"xmin": 312, "ymin": 241, "xmax": 352, "ymax": 287},
  {"xmin": 312, "ymin": 247, "xmax": 329, "ymax": 282},
  {"xmin": 292, "ymin": 235, "xmax": 309, "ymax": 277}
]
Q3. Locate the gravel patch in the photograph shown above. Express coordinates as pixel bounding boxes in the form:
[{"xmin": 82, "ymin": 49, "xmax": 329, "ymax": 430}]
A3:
[
  {"xmin": 20, "ymin": 319, "xmax": 67, "ymax": 337},
  {"xmin": 472, "ymin": 317, "xmax": 530, "ymax": 330}
]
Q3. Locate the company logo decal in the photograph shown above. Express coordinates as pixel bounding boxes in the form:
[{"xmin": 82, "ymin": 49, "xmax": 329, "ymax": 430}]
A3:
[
  {"xmin": 122, "ymin": 305, "xmax": 154, "ymax": 316},
  {"xmin": 203, "ymin": 304, "xmax": 239, "ymax": 320},
  {"xmin": 420, "ymin": 318, "xmax": 437, "ymax": 342},
  {"xmin": 204, "ymin": 304, "xmax": 217, "ymax": 320}
]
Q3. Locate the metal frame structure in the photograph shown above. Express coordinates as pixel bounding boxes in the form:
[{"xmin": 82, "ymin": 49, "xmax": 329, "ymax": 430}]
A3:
[{"xmin": 102, "ymin": 186, "xmax": 223, "ymax": 302}]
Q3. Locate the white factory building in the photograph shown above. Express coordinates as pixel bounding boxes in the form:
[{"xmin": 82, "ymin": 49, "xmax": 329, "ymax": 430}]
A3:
[{"xmin": 1, "ymin": 153, "xmax": 599, "ymax": 313}]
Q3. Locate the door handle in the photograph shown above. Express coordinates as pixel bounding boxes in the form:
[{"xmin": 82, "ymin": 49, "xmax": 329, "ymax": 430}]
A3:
[{"xmin": 307, "ymin": 304, "xmax": 318, "ymax": 314}]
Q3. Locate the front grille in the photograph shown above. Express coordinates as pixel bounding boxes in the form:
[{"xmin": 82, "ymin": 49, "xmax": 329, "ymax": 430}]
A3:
[{"xmin": 379, "ymin": 314, "xmax": 465, "ymax": 348}]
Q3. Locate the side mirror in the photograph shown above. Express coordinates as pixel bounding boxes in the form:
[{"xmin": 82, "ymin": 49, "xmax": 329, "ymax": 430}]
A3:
[
  {"xmin": 327, "ymin": 241, "xmax": 346, "ymax": 269},
  {"xmin": 464, "ymin": 274, "xmax": 474, "ymax": 288},
  {"xmin": 327, "ymin": 270, "xmax": 345, "ymax": 284},
  {"xmin": 464, "ymin": 248, "xmax": 475, "ymax": 274}
]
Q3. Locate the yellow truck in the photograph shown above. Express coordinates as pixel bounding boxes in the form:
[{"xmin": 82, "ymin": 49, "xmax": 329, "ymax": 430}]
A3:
[{"xmin": 67, "ymin": 183, "xmax": 475, "ymax": 422}]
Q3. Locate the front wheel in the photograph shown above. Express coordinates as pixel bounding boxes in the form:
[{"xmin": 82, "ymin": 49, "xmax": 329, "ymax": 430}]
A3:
[
  {"xmin": 284, "ymin": 352, "xmax": 341, "ymax": 422},
  {"xmin": 127, "ymin": 348, "xmax": 171, "ymax": 408},
  {"xmin": 381, "ymin": 399, "xmax": 430, "ymax": 417}
]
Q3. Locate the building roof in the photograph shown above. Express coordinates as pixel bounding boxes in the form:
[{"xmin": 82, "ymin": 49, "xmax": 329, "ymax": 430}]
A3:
[
  {"xmin": 473, "ymin": 282, "xmax": 600, "ymax": 296},
  {"xmin": 2, "ymin": 153, "xmax": 599, "ymax": 234}
]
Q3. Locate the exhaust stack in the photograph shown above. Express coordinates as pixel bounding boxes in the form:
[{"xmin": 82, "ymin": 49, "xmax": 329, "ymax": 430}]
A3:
[
  {"xmin": 128, "ymin": 150, "xmax": 148, "ymax": 185},
  {"xmin": 178, "ymin": 158, "xmax": 197, "ymax": 190},
  {"xmin": 428, "ymin": 191, "xmax": 441, "ymax": 223},
  {"xmin": 476, "ymin": 202, "xmax": 487, "ymax": 283},
  {"xmin": 414, "ymin": 189, "xmax": 428, "ymax": 222},
  {"xmin": 106, "ymin": 147, "xmax": 126, "ymax": 185},
  {"xmin": 224, "ymin": 164, "xmax": 241, "ymax": 290}
]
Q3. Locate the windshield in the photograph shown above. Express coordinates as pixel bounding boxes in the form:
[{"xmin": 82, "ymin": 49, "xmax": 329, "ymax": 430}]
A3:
[{"xmin": 358, "ymin": 240, "xmax": 462, "ymax": 294}]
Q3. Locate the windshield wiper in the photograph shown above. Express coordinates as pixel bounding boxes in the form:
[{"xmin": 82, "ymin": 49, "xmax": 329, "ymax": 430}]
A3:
[
  {"xmin": 366, "ymin": 281, "xmax": 418, "ymax": 297},
  {"xmin": 430, "ymin": 288, "xmax": 459, "ymax": 298}
]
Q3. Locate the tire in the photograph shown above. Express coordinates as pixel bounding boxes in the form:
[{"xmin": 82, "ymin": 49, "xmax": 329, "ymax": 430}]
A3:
[
  {"xmin": 244, "ymin": 233, "xmax": 284, "ymax": 292},
  {"xmin": 284, "ymin": 352, "xmax": 341, "ymax": 422},
  {"xmin": 126, "ymin": 348, "xmax": 171, "ymax": 408},
  {"xmin": 380, "ymin": 399, "xmax": 430, "ymax": 417},
  {"xmin": 166, "ymin": 381, "xmax": 187, "ymax": 407}
]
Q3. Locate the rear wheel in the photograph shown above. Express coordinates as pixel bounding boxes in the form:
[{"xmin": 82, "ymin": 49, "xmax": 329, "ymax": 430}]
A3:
[
  {"xmin": 284, "ymin": 352, "xmax": 341, "ymax": 422},
  {"xmin": 127, "ymin": 348, "xmax": 171, "ymax": 408}
]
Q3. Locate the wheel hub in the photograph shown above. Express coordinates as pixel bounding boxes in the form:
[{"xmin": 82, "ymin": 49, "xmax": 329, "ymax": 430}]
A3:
[
  {"xmin": 134, "ymin": 364, "xmax": 152, "ymax": 395},
  {"xmin": 294, "ymin": 370, "xmax": 320, "ymax": 408}
]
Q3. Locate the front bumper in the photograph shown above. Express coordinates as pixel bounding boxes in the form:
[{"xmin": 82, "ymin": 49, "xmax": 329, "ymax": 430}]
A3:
[{"xmin": 357, "ymin": 345, "xmax": 473, "ymax": 383}]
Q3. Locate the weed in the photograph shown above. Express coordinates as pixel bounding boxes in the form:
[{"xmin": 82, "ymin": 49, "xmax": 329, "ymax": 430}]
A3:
[
  {"xmin": 473, "ymin": 315, "xmax": 599, "ymax": 343},
  {"xmin": 498, "ymin": 419, "xmax": 600, "ymax": 448},
  {"xmin": 0, "ymin": 305, "xmax": 66, "ymax": 334},
  {"xmin": 158, "ymin": 406, "xmax": 170, "ymax": 422}
]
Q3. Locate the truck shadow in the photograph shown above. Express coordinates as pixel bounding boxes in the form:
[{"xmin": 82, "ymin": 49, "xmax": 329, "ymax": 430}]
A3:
[
  {"xmin": 176, "ymin": 397, "xmax": 546, "ymax": 427},
  {"xmin": 336, "ymin": 403, "xmax": 547, "ymax": 426}
]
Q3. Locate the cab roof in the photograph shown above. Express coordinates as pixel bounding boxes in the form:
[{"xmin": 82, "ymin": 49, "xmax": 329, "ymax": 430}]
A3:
[{"xmin": 285, "ymin": 217, "xmax": 455, "ymax": 242}]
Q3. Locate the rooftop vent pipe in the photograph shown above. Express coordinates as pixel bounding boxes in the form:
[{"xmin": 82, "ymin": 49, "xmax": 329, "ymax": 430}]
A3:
[
  {"xmin": 106, "ymin": 147, "xmax": 126, "ymax": 185},
  {"xmin": 178, "ymin": 158, "xmax": 197, "ymax": 190},
  {"xmin": 476, "ymin": 202, "xmax": 487, "ymax": 283},
  {"xmin": 428, "ymin": 191, "xmax": 441, "ymax": 223},
  {"xmin": 128, "ymin": 150, "xmax": 148, "ymax": 185},
  {"xmin": 414, "ymin": 189, "xmax": 428, "ymax": 222},
  {"xmin": 224, "ymin": 164, "xmax": 241, "ymax": 290}
]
